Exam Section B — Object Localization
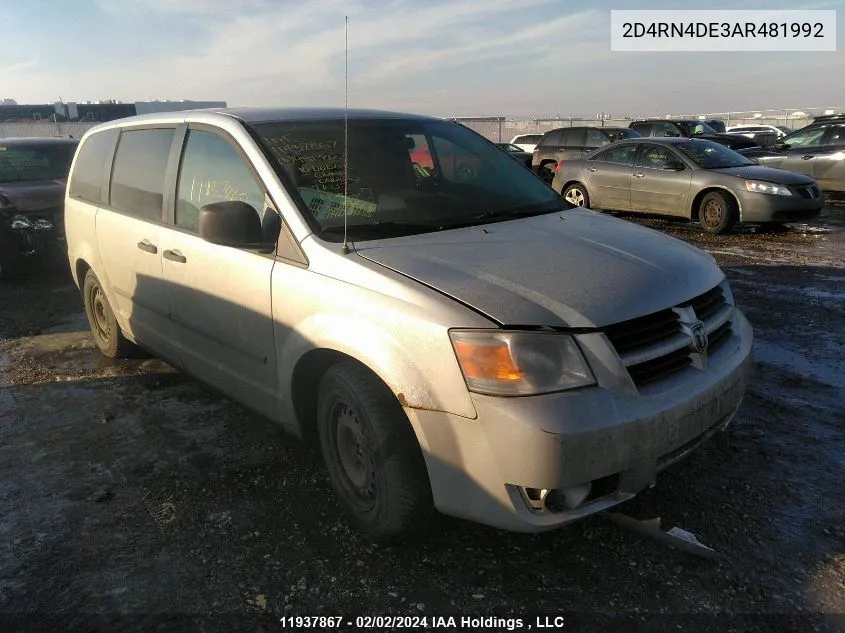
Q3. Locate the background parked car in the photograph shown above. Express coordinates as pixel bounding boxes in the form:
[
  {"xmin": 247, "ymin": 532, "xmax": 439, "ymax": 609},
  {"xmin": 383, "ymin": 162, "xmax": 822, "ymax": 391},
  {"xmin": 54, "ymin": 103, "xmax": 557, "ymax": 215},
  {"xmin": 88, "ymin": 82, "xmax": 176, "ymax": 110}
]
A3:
[
  {"xmin": 726, "ymin": 124, "xmax": 789, "ymax": 147},
  {"xmin": 0, "ymin": 136, "xmax": 78, "ymax": 278},
  {"xmin": 628, "ymin": 119, "xmax": 761, "ymax": 151},
  {"xmin": 509, "ymin": 133, "xmax": 543, "ymax": 153},
  {"xmin": 740, "ymin": 115, "xmax": 845, "ymax": 198},
  {"xmin": 702, "ymin": 119, "xmax": 727, "ymax": 133},
  {"xmin": 532, "ymin": 126, "xmax": 641, "ymax": 183},
  {"xmin": 495, "ymin": 142, "xmax": 533, "ymax": 168},
  {"xmin": 727, "ymin": 123, "xmax": 792, "ymax": 139},
  {"xmin": 551, "ymin": 137, "xmax": 823, "ymax": 234}
]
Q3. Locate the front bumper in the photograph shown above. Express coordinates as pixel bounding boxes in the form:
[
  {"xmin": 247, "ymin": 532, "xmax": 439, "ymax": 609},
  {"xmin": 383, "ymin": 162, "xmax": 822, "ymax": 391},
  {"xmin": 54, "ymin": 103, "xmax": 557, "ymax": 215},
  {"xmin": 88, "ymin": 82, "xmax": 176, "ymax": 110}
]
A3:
[
  {"xmin": 405, "ymin": 308, "xmax": 753, "ymax": 532},
  {"xmin": 737, "ymin": 186, "xmax": 824, "ymax": 223}
]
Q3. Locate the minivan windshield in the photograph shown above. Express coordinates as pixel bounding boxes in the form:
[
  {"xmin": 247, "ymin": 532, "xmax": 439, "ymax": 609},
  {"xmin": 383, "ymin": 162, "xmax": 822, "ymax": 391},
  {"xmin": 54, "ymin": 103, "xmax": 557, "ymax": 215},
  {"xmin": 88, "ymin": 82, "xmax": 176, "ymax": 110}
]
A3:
[
  {"xmin": 0, "ymin": 143, "xmax": 76, "ymax": 183},
  {"xmin": 674, "ymin": 140, "xmax": 756, "ymax": 169},
  {"xmin": 251, "ymin": 118, "xmax": 569, "ymax": 241}
]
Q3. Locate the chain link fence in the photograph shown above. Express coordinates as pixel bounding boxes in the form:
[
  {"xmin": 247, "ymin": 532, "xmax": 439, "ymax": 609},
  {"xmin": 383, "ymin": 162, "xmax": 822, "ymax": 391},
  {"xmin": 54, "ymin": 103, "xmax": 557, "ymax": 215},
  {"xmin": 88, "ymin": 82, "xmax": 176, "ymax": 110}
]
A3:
[{"xmin": 0, "ymin": 121, "xmax": 98, "ymax": 139}]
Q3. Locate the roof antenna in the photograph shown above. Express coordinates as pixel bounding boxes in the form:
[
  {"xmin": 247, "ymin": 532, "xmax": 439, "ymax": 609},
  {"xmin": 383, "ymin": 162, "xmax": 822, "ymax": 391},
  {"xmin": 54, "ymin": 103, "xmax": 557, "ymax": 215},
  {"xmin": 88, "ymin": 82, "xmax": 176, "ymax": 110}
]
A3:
[{"xmin": 341, "ymin": 15, "xmax": 351, "ymax": 255}]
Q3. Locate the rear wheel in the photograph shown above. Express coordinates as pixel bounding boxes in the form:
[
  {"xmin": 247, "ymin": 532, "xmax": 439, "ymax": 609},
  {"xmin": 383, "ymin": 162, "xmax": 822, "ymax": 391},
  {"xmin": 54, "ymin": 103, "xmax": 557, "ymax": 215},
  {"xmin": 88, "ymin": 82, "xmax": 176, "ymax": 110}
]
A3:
[
  {"xmin": 539, "ymin": 163, "xmax": 556, "ymax": 185},
  {"xmin": 316, "ymin": 361, "xmax": 433, "ymax": 540},
  {"xmin": 563, "ymin": 182, "xmax": 590, "ymax": 208},
  {"xmin": 699, "ymin": 191, "xmax": 737, "ymax": 234},
  {"xmin": 82, "ymin": 269, "xmax": 136, "ymax": 358}
]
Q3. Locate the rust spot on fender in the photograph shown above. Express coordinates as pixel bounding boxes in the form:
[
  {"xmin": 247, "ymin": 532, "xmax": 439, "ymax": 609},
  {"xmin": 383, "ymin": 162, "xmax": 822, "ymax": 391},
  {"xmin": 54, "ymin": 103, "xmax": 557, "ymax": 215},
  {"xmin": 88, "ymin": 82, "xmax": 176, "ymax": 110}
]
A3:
[{"xmin": 395, "ymin": 392, "xmax": 443, "ymax": 412}]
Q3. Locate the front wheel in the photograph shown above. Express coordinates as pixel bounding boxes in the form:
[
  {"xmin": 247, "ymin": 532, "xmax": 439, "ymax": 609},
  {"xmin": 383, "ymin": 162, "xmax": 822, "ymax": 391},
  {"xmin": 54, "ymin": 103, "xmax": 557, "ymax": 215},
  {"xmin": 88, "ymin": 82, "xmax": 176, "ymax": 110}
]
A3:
[
  {"xmin": 699, "ymin": 191, "xmax": 737, "ymax": 234},
  {"xmin": 563, "ymin": 183, "xmax": 590, "ymax": 208},
  {"xmin": 316, "ymin": 362, "xmax": 433, "ymax": 540}
]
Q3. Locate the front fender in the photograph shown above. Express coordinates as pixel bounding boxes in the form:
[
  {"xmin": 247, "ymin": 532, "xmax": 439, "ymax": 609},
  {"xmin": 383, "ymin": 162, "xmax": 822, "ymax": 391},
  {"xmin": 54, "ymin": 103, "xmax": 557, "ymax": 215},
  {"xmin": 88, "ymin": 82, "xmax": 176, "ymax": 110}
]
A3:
[{"xmin": 277, "ymin": 310, "xmax": 478, "ymax": 426}]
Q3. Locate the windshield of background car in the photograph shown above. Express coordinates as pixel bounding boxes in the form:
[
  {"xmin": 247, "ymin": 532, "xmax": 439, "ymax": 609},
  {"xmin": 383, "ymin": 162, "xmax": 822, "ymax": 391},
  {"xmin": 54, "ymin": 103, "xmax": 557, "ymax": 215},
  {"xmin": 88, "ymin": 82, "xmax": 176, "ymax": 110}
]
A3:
[
  {"xmin": 683, "ymin": 121, "xmax": 718, "ymax": 135},
  {"xmin": 0, "ymin": 143, "xmax": 76, "ymax": 183},
  {"xmin": 674, "ymin": 140, "xmax": 756, "ymax": 169},
  {"xmin": 252, "ymin": 119, "xmax": 567, "ymax": 241}
]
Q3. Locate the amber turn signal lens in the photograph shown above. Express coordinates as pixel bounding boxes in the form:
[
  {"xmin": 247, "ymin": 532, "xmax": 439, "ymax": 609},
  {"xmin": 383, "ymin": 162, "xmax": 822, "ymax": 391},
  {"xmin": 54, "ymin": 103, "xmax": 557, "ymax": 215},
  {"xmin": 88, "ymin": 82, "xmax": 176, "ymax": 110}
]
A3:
[{"xmin": 453, "ymin": 340, "xmax": 523, "ymax": 382}]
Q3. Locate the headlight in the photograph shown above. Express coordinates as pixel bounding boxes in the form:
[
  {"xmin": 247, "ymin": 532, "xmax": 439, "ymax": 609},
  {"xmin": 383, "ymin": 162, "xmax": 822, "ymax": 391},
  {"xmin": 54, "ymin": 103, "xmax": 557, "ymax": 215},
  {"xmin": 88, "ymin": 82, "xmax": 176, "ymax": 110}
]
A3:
[
  {"xmin": 11, "ymin": 214, "xmax": 33, "ymax": 229},
  {"xmin": 745, "ymin": 180, "xmax": 791, "ymax": 196},
  {"xmin": 449, "ymin": 330, "xmax": 595, "ymax": 396}
]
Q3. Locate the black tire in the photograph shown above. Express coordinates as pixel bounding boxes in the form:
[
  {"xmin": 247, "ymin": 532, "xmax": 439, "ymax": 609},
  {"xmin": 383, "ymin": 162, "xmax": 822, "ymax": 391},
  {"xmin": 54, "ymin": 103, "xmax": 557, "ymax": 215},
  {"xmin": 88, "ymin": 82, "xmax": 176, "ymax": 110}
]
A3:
[
  {"xmin": 699, "ymin": 191, "xmax": 737, "ymax": 234},
  {"xmin": 539, "ymin": 162, "xmax": 556, "ymax": 185},
  {"xmin": 563, "ymin": 182, "xmax": 590, "ymax": 208},
  {"xmin": 316, "ymin": 361, "xmax": 433, "ymax": 540},
  {"xmin": 82, "ymin": 269, "xmax": 136, "ymax": 358}
]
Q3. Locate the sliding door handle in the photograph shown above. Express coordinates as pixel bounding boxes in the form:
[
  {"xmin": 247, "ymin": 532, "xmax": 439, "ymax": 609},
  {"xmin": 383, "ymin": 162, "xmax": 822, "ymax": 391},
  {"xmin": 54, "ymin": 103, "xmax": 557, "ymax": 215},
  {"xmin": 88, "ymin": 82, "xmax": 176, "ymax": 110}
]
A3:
[{"xmin": 163, "ymin": 249, "xmax": 187, "ymax": 263}]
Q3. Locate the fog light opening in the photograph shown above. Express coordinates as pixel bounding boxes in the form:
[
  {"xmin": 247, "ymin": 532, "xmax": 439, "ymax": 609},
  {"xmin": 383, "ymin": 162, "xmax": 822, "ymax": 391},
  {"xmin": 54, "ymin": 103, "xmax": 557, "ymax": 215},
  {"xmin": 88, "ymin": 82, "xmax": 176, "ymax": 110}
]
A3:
[{"xmin": 522, "ymin": 487, "xmax": 551, "ymax": 511}]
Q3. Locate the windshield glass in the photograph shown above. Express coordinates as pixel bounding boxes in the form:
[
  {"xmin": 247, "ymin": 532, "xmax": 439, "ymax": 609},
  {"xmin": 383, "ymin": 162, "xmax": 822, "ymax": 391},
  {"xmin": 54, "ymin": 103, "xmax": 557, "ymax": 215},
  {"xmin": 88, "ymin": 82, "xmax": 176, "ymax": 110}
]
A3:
[
  {"xmin": 0, "ymin": 143, "xmax": 76, "ymax": 183},
  {"xmin": 674, "ymin": 140, "xmax": 756, "ymax": 169},
  {"xmin": 680, "ymin": 121, "xmax": 718, "ymax": 135},
  {"xmin": 252, "ymin": 118, "xmax": 568, "ymax": 241}
]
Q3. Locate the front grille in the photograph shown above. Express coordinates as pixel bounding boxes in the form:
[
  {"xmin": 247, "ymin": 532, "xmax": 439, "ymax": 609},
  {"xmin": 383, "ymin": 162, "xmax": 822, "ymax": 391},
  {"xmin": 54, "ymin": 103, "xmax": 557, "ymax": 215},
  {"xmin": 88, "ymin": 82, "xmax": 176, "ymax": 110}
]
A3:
[
  {"xmin": 794, "ymin": 184, "xmax": 820, "ymax": 199},
  {"xmin": 604, "ymin": 285, "xmax": 734, "ymax": 389}
]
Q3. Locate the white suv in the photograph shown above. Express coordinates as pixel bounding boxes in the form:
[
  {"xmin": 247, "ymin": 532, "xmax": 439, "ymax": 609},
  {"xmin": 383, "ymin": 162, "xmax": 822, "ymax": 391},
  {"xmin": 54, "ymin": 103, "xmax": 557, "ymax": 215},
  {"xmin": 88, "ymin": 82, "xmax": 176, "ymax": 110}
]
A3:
[{"xmin": 65, "ymin": 108, "xmax": 753, "ymax": 538}]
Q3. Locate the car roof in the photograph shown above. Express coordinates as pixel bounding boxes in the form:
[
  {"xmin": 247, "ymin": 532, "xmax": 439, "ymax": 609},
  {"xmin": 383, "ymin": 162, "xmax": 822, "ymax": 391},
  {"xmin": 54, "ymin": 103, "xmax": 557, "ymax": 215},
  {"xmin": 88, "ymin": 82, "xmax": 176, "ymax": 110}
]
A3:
[
  {"xmin": 98, "ymin": 107, "xmax": 437, "ymax": 127},
  {"xmin": 611, "ymin": 137, "xmax": 717, "ymax": 146},
  {"xmin": 0, "ymin": 136, "xmax": 79, "ymax": 146}
]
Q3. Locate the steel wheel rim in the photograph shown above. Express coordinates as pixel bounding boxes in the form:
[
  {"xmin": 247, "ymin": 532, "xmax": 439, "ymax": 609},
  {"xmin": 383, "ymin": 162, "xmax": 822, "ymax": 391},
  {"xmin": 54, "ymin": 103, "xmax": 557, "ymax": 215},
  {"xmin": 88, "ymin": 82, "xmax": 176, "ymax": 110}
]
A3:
[
  {"xmin": 703, "ymin": 199, "xmax": 723, "ymax": 227},
  {"xmin": 90, "ymin": 286, "xmax": 111, "ymax": 343},
  {"xmin": 565, "ymin": 188, "xmax": 585, "ymax": 206},
  {"xmin": 334, "ymin": 403, "xmax": 376, "ymax": 511}
]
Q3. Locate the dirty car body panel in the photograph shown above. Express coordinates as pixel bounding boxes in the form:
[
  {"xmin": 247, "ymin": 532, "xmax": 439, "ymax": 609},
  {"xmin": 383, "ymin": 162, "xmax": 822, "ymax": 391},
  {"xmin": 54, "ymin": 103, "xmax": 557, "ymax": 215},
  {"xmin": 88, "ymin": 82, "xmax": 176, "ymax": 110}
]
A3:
[{"xmin": 65, "ymin": 108, "xmax": 754, "ymax": 534}]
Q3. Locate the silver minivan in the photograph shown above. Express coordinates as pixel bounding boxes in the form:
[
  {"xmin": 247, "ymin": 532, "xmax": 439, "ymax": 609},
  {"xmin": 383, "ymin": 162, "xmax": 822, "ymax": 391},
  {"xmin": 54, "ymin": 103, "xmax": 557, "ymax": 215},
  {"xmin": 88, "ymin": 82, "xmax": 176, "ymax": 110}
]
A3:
[{"xmin": 65, "ymin": 108, "xmax": 753, "ymax": 539}]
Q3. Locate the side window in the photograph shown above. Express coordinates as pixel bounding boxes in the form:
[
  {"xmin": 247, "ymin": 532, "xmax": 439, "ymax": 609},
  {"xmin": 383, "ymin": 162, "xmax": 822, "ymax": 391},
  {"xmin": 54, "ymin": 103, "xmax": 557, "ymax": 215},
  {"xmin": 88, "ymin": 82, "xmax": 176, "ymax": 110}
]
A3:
[
  {"xmin": 783, "ymin": 127, "xmax": 827, "ymax": 148},
  {"xmin": 630, "ymin": 123, "xmax": 652, "ymax": 136},
  {"xmin": 175, "ymin": 130, "xmax": 266, "ymax": 233},
  {"xmin": 590, "ymin": 144, "xmax": 638, "ymax": 166},
  {"xmin": 540, "ymin": 130, "xmax": 564, "ymax": 147},
  {"xmin": 635, "ymin": 145, "xmax": 677, "ymax": 169},
  {"xmin": 563, "ymin": 129, "xmax": 586, "ymax": 148},
  {"xmin": 822, "ymin": 125, "xmax": 845, "ymax": 146},
  {"xmin": 68, "ymin": 129, "xmax": 117, "ymax": 204},
  {"xmin": 585, "ymin": 129, "xmax": 609, "ymax": 149},
  {"xmin": 110, "ymin": 128, "xmax": 174, "ymax": 221}
]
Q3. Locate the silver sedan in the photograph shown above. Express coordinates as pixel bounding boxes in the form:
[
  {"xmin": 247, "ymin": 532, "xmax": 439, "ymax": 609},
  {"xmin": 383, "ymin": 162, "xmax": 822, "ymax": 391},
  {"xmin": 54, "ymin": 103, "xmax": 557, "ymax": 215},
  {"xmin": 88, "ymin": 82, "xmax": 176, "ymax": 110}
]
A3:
[{"xmin": 550, "ymin": 138, "xmax": 824, "ymax": 233}]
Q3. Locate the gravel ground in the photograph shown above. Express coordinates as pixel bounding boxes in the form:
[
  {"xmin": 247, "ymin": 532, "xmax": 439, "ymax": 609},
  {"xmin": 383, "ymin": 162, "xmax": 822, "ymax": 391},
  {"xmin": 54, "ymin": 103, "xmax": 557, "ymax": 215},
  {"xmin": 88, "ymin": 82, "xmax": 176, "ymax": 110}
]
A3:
[{"xmin": 1, "ymin": 207, "xmax": 843, "ymax": 633}]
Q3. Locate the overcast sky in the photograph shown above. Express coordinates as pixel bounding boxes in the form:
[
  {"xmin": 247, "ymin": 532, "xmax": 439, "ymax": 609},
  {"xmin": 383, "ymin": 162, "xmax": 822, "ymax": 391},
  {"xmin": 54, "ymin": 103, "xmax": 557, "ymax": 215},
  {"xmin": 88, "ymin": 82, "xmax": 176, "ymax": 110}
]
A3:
[{"xmin": 1, "ymin": 0, "xmax": 843, "ymax": 117}]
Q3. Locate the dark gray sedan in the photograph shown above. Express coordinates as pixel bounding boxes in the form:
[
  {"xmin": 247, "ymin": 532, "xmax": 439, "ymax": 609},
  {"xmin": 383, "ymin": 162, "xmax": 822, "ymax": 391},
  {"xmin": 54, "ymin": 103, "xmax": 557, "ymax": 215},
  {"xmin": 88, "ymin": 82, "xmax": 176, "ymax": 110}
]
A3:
[{"xmin": 551, "ymin": 138, "xmax": 824, "ymax": 233}]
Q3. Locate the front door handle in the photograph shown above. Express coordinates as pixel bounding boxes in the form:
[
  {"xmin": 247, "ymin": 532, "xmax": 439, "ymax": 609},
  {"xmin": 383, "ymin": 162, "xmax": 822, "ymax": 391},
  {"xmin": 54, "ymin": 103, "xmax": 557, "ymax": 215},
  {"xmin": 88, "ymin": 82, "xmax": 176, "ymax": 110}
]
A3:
[
  {"xmin": 588, "ymin": 167, "xmax": 598, "ymax": 172},
  {"xmin": 801, "ymin": 155, "xmax": 815, "ymax": 160},
  {"xmin": 163, "ymin": 249, "xmax": 187, "ymax": 263},
  {"xmin": 633, "ymin": 172, "xmax": 645, "ymax": 178},
  {"xmin": 137, "ymin": 239, "xmax": 157, "ymax": 254}
]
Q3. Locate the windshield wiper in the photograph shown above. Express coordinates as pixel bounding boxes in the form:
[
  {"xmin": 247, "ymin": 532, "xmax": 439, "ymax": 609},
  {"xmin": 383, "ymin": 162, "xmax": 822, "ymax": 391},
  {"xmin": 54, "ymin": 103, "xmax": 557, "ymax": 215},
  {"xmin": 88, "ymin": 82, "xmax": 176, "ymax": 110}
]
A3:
[{"xmin": 320, "ymin": 221, "xmax": 444, "ymax": 235}]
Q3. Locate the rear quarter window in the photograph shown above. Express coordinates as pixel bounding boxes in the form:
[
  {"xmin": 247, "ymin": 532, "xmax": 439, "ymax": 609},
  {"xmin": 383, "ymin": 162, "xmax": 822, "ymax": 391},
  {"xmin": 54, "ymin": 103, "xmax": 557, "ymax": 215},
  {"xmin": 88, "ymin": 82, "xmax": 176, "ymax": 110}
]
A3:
[{"xmin": 69, "ymin": 129, "xmax": 118, "ymax": 204}]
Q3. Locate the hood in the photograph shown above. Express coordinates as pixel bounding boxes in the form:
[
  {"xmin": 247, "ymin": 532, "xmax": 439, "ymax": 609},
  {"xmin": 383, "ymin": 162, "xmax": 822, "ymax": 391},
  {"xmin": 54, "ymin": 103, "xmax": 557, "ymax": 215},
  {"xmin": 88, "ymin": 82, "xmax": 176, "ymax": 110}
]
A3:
[
  {"xmin": 353, "ymin": 209, "xmax": 723, "ymax": 328},
  {"xmin": 711, "ymin": 165, "xmax": 814, "ymax": 185},
  {"xmin": 0, "ymin": 179, "xmax": 67, "ymax": 213}
]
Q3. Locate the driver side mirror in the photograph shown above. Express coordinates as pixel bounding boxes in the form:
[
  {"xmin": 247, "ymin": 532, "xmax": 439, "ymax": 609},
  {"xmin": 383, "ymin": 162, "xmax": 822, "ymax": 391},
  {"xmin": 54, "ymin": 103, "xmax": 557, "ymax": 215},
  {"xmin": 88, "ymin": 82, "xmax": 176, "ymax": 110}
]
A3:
[
  {"xmin": 773, "ymin": 142, "xmax": 787, "ymax": 151},
  {"xmin": 663, "ymin": 160, "xmax": 686, "ymax": 171},
  {"xmin": 198, "ymin": 200, "xmax": 275, "ymax": 251}
]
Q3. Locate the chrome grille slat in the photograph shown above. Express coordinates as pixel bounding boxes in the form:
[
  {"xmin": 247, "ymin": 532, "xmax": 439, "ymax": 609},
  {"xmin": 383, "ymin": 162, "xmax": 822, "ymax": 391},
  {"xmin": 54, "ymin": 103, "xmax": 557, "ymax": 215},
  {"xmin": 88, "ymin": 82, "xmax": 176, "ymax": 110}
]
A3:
[{"xmin": 604, "ymin": 284, "xmax": 734, "ymax": 389}]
